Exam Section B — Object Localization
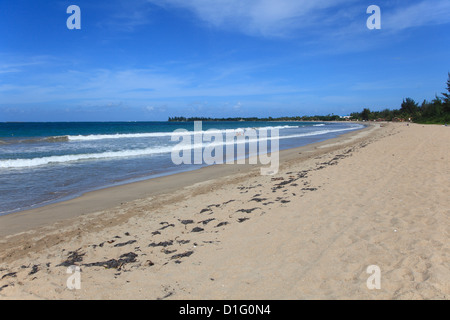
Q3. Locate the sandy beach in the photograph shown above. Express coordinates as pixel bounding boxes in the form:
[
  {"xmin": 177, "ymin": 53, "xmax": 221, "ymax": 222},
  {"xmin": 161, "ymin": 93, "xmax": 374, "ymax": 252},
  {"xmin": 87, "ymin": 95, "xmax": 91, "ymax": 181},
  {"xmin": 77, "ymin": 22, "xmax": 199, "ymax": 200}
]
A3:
[{"xmin": 0, "ymin": 122, "xmax": 448, "ymax": 300}]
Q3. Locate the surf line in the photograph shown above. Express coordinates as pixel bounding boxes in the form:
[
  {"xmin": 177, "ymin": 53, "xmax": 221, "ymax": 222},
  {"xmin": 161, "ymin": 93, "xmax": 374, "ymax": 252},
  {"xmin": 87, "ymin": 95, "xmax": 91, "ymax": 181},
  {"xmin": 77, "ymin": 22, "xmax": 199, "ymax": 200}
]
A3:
[{"xmin": 170, "ymin": 121, "xmax": 280, "ymax": 176}]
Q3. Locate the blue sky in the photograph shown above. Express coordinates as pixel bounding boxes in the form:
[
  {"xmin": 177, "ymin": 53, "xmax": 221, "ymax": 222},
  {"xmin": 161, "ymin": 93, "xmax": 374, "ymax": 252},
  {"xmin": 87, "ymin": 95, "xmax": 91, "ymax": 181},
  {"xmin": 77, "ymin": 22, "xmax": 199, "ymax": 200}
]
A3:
[{"xmin": 0, "ymin": 0, "xmax": 449, "ymax": 121}]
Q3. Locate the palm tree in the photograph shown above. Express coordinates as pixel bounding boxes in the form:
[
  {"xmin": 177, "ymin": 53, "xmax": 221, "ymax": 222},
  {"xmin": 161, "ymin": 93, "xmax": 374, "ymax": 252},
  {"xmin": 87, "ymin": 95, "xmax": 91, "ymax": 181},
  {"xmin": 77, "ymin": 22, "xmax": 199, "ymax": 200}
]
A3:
[{"xmin": 442, "ymin": 72, "xmax": 450, "ymax": 113}]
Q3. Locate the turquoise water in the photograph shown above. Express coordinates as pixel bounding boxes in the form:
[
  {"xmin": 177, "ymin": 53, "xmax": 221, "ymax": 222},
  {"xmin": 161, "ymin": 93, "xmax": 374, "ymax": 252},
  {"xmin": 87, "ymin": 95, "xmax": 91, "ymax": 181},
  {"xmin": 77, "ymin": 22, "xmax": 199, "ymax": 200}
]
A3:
[{"xmin": 0, "ymin": 121, "xmax": 364, "ymax": 215}]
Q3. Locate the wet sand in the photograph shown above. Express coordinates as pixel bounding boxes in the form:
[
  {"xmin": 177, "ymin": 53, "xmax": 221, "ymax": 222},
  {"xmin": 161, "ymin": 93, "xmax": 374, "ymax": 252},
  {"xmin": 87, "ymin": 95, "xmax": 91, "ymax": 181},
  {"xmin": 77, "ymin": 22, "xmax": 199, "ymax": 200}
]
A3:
[{"xmin": 0, "ymin": 122, "xmax": 448, "ymax": 299}]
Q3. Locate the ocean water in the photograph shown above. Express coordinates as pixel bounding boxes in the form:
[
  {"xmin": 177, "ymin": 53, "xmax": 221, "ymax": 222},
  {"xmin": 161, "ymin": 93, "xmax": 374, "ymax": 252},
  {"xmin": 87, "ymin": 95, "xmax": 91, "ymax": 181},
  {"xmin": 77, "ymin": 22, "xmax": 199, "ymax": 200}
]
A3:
[{"xmin": 0, "ymin": 121, "xmax": 364, "ymax": 215}]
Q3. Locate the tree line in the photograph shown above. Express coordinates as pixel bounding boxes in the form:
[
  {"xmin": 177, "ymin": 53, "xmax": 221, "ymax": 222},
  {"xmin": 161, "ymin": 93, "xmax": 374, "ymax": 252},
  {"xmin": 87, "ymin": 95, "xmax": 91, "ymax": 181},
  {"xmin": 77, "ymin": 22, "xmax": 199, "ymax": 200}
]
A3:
[
  {"xmin": 350, "ymin": 73, "xmax": 450, "ymax": 124},
  {"xmin": 168, "ymin": 115, "xmax": 343, "ymax": 122}
]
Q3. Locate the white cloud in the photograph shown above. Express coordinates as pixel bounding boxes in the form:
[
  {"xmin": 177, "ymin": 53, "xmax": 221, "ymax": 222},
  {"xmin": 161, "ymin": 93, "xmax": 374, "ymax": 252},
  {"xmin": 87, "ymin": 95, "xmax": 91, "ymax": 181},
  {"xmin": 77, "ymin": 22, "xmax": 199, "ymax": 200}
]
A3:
[
  {"xmin": 147, "ymin": 0, "xmax": 450, "ymax": 39},
  {"xmin": 85, "ymin": 0, "xmax": 155, "ymax": 32},
  {"xmin": 383, "ymin": 0, "xmax": 450, "ymax": 31},
  {"xmin": 147, "ymin": 0, "xmax": 354, "ymax": 37},
  {"xmin": 0, "ymin": 55, "xmax": 57, "ymax": 74},
  {"xmin": 233, "ymin": 101, "xmax": 242, "ymax": 111},
  {"xmin": 0, "ymin": 65, "xmax": 304, "ymax": 106}
]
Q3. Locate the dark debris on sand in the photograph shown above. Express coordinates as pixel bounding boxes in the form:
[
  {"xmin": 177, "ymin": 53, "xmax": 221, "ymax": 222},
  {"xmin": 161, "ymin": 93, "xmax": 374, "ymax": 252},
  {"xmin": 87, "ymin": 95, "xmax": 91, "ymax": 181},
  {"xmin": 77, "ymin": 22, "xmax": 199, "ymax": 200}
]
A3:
[
  {"xmin": 83, "ymin": 252, "xmax": 138, "ymax": 270},
  {"xmin": 1, "ymin": 272, "xmax": 17, "ymax": 280},
  {"xmin": 236, "ymin": 207, "xmax": 259, "ymax": 214},
  {"xmin": 148, "ymin": 240, "xmax": 174, "ymax": 248},
  {"xmin": 114, "ymin": 240, "xmax": 137, "ymax": 247},
  {"xmin": 215, "ymin": 221, "xmax": 229, "ymax": 228},
  {"xmin": 28, "ymin": 265, "xmax": 39, "ymax": 276},
  {"xmin": 199, "ymin": 218, "xmax": 215, "ymax": 225},
  {"xmin": 57, "ymin": 249, "xmax": 85, "ymax": 267},
  {"xmin": 171, "ymin": 251, "xmax": 194, "ymax": 260}
]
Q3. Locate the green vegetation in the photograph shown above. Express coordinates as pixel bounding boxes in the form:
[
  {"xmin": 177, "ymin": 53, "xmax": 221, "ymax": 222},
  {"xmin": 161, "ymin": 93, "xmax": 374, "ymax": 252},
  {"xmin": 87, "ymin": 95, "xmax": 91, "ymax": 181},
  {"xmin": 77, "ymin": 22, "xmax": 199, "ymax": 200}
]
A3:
[
  {"xmin": 168, "ymin": 115, "xmax": 343, "ymax": 122},
  {"xmin": 351, "ymin": 73, "xmax": 450, "ymax": 124}
]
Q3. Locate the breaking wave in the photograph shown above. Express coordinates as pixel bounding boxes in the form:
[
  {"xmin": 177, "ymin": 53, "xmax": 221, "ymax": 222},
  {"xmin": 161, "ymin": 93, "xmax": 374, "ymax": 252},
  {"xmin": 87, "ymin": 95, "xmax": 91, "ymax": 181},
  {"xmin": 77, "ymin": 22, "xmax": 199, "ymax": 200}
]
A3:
[
  {"xmin": 0, "ymin": 125, "xmax": 362, "ymax": 169},
  {"xmin": 66, "ymin": 125, "xmax": 300, "ymax": 141}
]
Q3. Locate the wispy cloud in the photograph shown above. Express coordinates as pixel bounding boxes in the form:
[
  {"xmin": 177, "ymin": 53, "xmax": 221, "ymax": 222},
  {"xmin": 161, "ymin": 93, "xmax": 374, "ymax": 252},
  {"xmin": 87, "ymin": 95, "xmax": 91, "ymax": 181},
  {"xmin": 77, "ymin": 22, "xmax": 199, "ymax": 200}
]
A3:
[
  {"xmin": 95, "ymin": 0, "xmax": 155, "ymax": 31},
  {"xmin": 146, "ymin": 0, "xmax": 450, "ymax": 39},
  {"xmin": 0, "ymin": 55, "xmax": 57, "ymax": 74},
  {"xmin": 0, "ymin": 63, "xmax": 306, "ymax": 106},
  {"xmin": 383, "ymin": 0, "xmax": 450, "ymax": 31},
  {"xmin": 147, "ymin": 0, "xmax": 357, "ymax": 37}
]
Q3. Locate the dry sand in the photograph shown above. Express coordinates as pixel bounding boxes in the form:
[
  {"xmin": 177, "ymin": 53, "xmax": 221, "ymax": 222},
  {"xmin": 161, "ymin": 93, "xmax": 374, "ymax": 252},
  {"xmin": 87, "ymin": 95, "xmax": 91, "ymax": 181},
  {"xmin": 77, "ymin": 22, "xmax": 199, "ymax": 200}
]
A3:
[{"xmin": 0, "ymin": 122, "xmax": 448, "ymax": 300}]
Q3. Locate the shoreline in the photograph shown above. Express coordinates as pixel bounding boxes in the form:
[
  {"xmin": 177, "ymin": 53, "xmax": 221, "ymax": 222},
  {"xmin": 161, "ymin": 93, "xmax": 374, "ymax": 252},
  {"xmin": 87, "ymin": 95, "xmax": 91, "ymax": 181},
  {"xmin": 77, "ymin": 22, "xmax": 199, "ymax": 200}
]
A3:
[
  {"xmin": 0, "ymin": 121, "xmax": 363, "ymax": 217},
  {"xmin": 0, "ymin": 122, "xmax": 448, "ymax": 299},
  {"xmin": 0, "ymin": 123, "xmax": 371, "ymax": 237}
]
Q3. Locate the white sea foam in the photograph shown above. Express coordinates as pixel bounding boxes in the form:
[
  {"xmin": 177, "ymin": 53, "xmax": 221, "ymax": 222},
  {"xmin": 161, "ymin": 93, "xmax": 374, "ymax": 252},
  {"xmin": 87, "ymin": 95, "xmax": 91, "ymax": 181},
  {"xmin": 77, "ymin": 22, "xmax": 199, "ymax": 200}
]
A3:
[
  {"xmin": 67, "ymin": 125, "xmax": 300, "ymax": 141},
  {"xmin": 0, "ymin": 125, "xmax": 363, "ymax": 169},
  {"xmin": 0, "ymin": 146, "xmax": 174, "ymax": 169}
]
